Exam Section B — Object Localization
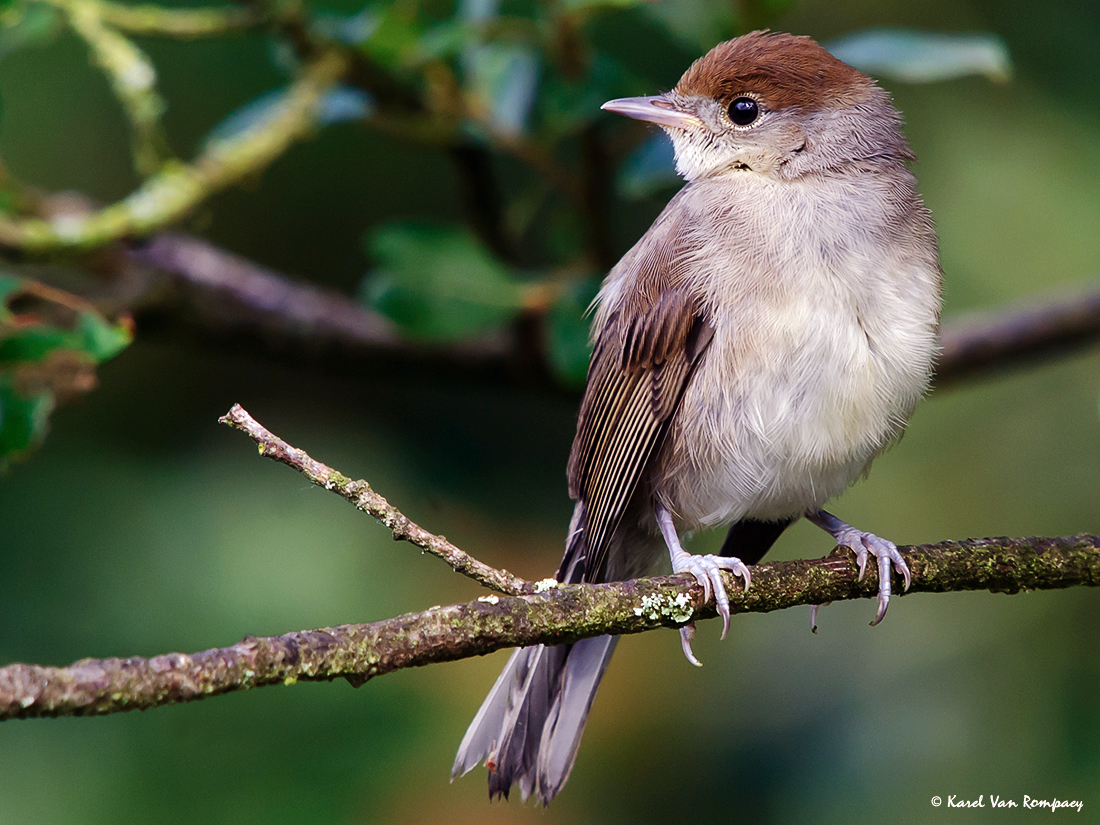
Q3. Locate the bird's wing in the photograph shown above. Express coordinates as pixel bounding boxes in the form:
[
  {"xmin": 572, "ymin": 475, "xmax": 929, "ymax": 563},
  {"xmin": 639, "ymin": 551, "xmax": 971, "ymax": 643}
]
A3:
[{"xmin": 565, "ymin": 214, "xmax": 714, "ymax": 583}]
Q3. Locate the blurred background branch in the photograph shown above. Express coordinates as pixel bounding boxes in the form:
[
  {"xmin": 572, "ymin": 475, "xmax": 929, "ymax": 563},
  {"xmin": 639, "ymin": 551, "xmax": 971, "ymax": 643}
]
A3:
[
  {"xmin": 0, "ymin": 0, "xmax": 1095, "ymax": 459},
  {"xmin": 0, "ymin": 49, "xmax": 350, "ymax": 251},
  {"xmin": 63, "ymin": 0, "xmax": 255, "ymax": 36},
  {"xmin": 128, "ymin": 232, "xmax": 1100, "ymax": 387}
]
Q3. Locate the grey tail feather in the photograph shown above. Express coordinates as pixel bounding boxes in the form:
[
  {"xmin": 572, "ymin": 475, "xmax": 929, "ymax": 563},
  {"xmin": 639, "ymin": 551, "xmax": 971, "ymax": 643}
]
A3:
[
  {"xmin": 452, "ymin": 504, "xmax": 619, "ymax": 804},
  {"xmin": 451, "ymin": 636, "xmax": 618, "ymax": 804}
]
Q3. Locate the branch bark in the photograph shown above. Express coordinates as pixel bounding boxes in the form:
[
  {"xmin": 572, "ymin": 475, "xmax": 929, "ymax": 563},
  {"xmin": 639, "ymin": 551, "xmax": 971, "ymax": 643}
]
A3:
[
  {"xmin": 1, "ymin": 533, "xmax": 1096, "ymax": 720},
  {"xmin": 1, "ymin": 406, "xmax": 1096, "ymax": 721}
]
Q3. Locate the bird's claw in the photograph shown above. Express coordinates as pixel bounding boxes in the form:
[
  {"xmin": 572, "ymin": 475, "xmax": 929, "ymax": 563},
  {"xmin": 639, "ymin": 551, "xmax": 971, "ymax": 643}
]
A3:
[
  {"xmin": 656, "ymin": 504, "xmax": 750, "ymax": 664},
  {"xmin": 838, "ymin": 527, "xmax": 909, "ymax": 626},
  {"xmin": 807, "ymin": 510, "xmax": 910, "ymax": 627},
  {"xmin": 672, "ymin": 552, "xmax": 750, "ymax": 662},
  {"xmin": 679, "ymin": 624, "xmax": 702, "ymax": 667}
]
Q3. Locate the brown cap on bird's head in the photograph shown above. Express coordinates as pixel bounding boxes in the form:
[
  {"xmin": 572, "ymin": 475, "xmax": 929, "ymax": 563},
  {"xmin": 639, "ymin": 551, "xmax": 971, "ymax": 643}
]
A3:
[{"xmin": 674, "ymin": 30, "xmax": 875, "ymax": 111}]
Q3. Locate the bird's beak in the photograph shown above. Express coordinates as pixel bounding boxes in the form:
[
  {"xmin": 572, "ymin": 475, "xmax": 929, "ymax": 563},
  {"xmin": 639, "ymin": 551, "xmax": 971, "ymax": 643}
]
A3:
[{"xmin": 600, "ymin": 95, "xmax": 702, "ymax": 130}]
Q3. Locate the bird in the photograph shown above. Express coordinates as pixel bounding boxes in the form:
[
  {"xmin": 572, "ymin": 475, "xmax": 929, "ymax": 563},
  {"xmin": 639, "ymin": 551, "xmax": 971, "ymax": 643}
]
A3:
[{"xmin": 452, "ymin": 30, "xmax": 942, "ymax": 805}]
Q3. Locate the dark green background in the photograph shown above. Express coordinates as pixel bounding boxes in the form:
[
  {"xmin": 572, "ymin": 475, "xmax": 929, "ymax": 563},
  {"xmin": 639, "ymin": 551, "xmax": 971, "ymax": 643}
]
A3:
[{"xmin": 1, "ymin": 0, "xmax": 1099, "ymax": 822}]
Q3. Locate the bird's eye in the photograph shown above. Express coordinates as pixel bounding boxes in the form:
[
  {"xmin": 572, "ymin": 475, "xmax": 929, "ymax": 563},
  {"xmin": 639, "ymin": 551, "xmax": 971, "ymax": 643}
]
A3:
[{"xmin": 728, "ymin": 97, "xmax": 759, "ymax": 127}]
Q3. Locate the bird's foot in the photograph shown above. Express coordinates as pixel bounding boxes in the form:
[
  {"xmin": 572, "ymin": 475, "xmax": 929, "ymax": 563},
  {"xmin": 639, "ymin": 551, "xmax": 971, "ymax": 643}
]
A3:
[
  {"xmin": 668, "ymin": 549, "xmax": 751, "ymax": 639},
  {"xmin": 657, "ymin": 505, "xmax": 750, "ymax": 664},
  {"xmin": 807, "ymin": 509, "xmax": 910, "ymax": 626}
]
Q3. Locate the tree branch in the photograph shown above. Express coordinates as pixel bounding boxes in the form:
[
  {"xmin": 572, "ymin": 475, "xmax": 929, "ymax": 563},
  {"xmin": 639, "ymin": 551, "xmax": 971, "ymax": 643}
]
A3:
[
  {"xmin": 0, "ymin": 50, "xmax": 349, "ymax": 252},
  {"xmin": 53, "ymin": 0, "xmax": 172, "ymax": 175},
  {"xmin": 2, "ymin": 407, "xmax": 1095, "ymax": 721},
  {"xmin": 934, "ymin": 279, "xmax": 1100, "ymax": 386},
  {"xmin": 1, "ymin": 531, "xmax": 1096, "ymax": 720},
  {"xmin": 91, "ymin": 0, "xmax": 255, "ymax": 36}
]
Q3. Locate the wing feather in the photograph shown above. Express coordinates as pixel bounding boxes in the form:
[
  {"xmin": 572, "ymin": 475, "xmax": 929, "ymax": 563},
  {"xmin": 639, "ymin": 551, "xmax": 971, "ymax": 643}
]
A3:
[{"xmin": 565, "ymin": 214, "xmax": 715, "ymax": 583}]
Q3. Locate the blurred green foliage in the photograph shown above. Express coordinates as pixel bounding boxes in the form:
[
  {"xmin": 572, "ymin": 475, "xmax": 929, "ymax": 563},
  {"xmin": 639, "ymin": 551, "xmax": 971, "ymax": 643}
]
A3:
[
  {"xmin": 363, "ymin": 221, "xmax": 527, "ymax": 339},
  {"xmin": 0, "ymin": 275, "xmax": 131, "ymax": 463},
  {"xmin": 0, "ymin": 0, "xmax": 1097, "ymax": 822}
]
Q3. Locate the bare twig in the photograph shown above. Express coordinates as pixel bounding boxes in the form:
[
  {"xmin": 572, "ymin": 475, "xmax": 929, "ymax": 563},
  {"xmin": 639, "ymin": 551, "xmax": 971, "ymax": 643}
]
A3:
[
  {"xmin": 218, "ymin": 404, "xmax": 535, "ymax": 596},
  {"xmin": 2, "ymin": 532, "xmax": 1097, "ymax": 720}
]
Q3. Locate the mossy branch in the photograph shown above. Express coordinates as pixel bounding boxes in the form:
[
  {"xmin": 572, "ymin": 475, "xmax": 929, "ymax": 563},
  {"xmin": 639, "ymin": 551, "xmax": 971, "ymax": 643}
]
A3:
[
  {"xmin": 0, "ymin": 49, "xmax": 348, "ymax": 252},
  {"xmin": 1, "ymin": 533, "xmax": 1096, "ymax": 720},
  {"xmin": 1, "ymin": 406, "xmax": 1095, "ymax": 721},
  {"xmin": 48, "ymin": 0, "xmax": 171, "ymax": 174},
  {"xmin": 89, "ymin": 0, "xmax": 254, "ymax": 36}
]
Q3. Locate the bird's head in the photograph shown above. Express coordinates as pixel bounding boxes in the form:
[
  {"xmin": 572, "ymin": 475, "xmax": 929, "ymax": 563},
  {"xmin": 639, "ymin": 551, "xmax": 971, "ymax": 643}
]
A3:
[{"xmin": 602, "ymin": 31, "xmax": 913, "ymax": 183}]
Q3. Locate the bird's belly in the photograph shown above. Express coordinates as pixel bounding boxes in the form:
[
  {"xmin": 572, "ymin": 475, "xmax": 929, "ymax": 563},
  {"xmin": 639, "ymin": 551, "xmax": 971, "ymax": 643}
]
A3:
[{"xmin": 654, "ymin": 290, "xmax": 934, "ymax": 528}]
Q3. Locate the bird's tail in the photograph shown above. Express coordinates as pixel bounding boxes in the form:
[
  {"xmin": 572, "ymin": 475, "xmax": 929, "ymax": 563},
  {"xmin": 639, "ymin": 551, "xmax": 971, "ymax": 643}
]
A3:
[
  {"xmin": 451, "ymin": 633, "xmax": 618, "ymax": 803},
  {"xmin": 452, "ymin": 503, "xmax": 623, "ymax": 804}
]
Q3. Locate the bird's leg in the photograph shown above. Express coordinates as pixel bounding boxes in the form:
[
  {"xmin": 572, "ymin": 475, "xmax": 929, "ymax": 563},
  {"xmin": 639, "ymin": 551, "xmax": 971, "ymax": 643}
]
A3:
[
  {"xmin": 806, "ymin": 509, "xmax": 911, "ymax": 626},
  {"xmin": 656, "ymin": 504, "xmax": 751, "ymax": 666}
]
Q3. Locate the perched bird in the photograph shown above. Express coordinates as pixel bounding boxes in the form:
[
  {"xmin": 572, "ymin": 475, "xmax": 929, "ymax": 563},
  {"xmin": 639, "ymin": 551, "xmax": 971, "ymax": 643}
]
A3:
[{"xmin": 453, "ymin": 30, "xmax": 942, "ymax": 804}]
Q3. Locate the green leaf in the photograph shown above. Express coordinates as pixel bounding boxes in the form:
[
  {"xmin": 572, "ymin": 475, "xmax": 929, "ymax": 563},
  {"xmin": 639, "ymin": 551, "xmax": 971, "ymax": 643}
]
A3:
[
  {"xmin": 539, "ymin": 52, "xmax": 636, "ymax": 137},
  {"xmin": 547, "ymin": 279, "xmax": 599, "ymax": 385},
  {"xmin": 417, "ymin": 20, "xmax": 470, "ymax": 62},
  {"xmin": 358, "ymin": 2, "xmax": 423, "ymax": 70},
  {"xmin": 0, "ymin": 375, "xmax": 53, "ymax": 464},
  {"xmin": 827, "ymin": 29, "xmax": 1012, "ymax": 84},
  {"xmin": 463, "ymin": 42, "xmax": 539, "ymax": 137},
  {"xmin": 362, "ymin": 222, "xmax": 525, "ymax": 340},
  {"xmin": 0, "ymin": 281, "xmax": 130, "ymax": 365},
  {"xmin": 201, "ymin": 86, "xmax": 372, "ymax": 152},
  {"xmin": 77, "ymin": 311, "xmax": 133, "ymax": 363},
  {"xmin": 312, "ymin": 8, "xmax": 378, "ymax": 47},
  {"xmin": 0, "ymin": 278, "xmax": 130, "ymax": 463},
  {"xmin": 0, "ymin": 327, "xmax": 71, "ymax": 364}
]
